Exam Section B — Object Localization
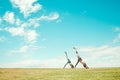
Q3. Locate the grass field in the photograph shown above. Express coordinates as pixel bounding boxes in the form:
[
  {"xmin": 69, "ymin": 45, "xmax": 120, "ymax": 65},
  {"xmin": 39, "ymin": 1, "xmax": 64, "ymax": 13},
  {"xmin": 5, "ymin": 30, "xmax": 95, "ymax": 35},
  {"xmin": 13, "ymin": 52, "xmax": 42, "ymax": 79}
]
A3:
[{"xmin": 0, "ymin": 68, "xmax": 120, "ymax": 80}]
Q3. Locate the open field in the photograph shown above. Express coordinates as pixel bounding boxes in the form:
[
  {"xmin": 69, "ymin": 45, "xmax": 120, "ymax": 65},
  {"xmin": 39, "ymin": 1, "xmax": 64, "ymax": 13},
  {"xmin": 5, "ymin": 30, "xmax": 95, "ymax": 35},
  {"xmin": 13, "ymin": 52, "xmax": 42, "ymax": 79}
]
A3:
[{"xmin": 0, "ymin": 68, "xmax": 120, "ymax": 80}]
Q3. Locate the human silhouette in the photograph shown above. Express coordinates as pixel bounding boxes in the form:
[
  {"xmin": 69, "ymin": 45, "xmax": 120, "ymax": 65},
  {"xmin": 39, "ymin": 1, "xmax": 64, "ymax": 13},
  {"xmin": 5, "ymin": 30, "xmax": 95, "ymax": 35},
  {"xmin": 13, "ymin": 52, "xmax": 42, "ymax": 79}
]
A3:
[
  {"xmin": 63, "ymin": 51, "xmax": 74, "ymax": 68},
  {"xmin": 73, "ymin": 47, "xmax": 89, "ymax": 69}
]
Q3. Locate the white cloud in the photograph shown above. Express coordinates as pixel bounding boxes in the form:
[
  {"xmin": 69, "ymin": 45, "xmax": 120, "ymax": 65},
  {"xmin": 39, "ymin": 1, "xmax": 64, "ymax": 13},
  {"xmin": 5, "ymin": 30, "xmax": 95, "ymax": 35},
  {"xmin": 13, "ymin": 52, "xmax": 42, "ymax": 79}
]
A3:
[
  {"xmin": 15, "ymin": 18, "xmax": 21, "ymax": 26},
  {"xmin": 11, "ymin": 0, "xmax": 42, "ymax": 17},
  {"xmin": 5, "ymin": 27, "xmax": 25, "ymax": 36},
  {"xmin": 27, "ymin": 12, "xmax": 59, "ymax": 28},
  {"xmin": 78, "ymin": 45, "xmax": 108, "ymax": 52},
  {"xmin": 76, "ymin": 45, "xmax": 120, "ymax": 67},
  {"xmin": 3, "ymin": 11, "xmax": 15, "ymax": 24},
  {"xmin": 0, "ymin": 0, "xmax": 61, "ymax": 68},
  {"xmin": 7, "ymin": 44, "xmax": 43, "ymax": 56},
  {"xmin": 0, "ymin": 57, "xmax": 66, "ymax": 68},
  {"xmin": 39, "ymin": 12, "xmax": 59, "ymax": 21},
  {"xmin": 2, "ymin": 45, "xmax": 120, "ymax": 68},
  {"xmin": 1, "ymin": 0, "xmax": 59, "ymax": 44},
  {"xmin": 28, "ymin": 19, "xmax": 40, "ymax": 28},
  {"xmin": 29, "ymin": 45, "xmax": 46, "ymax": 50},
  {"xmin": 9, "ymin": 45, "xmax": 29, "ymax": 54},
  {"xmin": 3, "ymin": 12, "xmax": 59, "ymax": 42},
  {"xmin": 25, "ymin": 30, "xmax": 38, "ymax": 43},
  {"xmin": 18, "ymin": 45, "xmax": 29, "ymax": 53},
  {"xmin": 5, "ymin": 27, "xmax": 38, "ymax": 43}
]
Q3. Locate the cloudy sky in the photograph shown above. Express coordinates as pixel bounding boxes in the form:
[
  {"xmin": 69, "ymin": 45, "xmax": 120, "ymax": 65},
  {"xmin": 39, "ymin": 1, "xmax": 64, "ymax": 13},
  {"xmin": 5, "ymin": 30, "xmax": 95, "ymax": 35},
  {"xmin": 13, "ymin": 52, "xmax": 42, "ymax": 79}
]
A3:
[{"xmin": 0, "ymin": 0, "xmax": 120, "ymax": 68}]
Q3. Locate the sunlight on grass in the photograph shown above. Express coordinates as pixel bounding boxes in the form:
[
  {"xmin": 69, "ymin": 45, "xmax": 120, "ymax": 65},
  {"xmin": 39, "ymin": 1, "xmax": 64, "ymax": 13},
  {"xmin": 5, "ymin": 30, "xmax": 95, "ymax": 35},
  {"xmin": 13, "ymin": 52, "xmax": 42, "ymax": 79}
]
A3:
[{"xmin": 0, "ymin": 68, "xmax": 120, "ymax": 80}]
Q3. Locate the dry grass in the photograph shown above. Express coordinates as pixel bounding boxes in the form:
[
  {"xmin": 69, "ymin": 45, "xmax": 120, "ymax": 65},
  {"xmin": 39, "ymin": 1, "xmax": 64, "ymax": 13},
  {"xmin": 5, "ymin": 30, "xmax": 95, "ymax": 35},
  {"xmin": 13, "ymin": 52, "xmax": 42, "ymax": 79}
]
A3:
[{"xmin": 0, "ymin": 68, "xmax": 120, "ymax": 80}]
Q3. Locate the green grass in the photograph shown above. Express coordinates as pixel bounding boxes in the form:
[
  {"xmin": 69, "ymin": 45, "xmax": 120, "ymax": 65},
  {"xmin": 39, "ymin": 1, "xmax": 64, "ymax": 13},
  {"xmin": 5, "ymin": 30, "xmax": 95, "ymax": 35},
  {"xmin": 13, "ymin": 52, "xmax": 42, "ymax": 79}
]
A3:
[{"xmin": 0, "ymin": 68, "xmax": 120, "ymax": 80}]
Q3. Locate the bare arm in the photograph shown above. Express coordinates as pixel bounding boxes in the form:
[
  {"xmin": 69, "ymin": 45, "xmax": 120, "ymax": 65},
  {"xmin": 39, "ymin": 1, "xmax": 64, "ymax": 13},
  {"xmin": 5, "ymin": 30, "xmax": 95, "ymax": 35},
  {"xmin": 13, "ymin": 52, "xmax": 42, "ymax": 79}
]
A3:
[
  {"xmin": 75, "ymin": 59, "xmax": 79, "ymax": 67},
  {"xmin": 63, "ymin": 62, "xmax": 68, "ymax": 68}
]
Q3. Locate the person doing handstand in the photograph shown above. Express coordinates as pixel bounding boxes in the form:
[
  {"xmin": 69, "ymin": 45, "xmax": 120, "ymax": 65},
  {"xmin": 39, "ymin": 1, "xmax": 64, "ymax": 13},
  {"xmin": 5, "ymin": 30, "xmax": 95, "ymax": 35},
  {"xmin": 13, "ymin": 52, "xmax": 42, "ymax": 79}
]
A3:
[
  {"xmin": 63, "ymin": 51, "xmax": 74, "ymax": 68},
  {"xmin": 73, "ymin": 47, "xmax": 89, "ymax": 69}
]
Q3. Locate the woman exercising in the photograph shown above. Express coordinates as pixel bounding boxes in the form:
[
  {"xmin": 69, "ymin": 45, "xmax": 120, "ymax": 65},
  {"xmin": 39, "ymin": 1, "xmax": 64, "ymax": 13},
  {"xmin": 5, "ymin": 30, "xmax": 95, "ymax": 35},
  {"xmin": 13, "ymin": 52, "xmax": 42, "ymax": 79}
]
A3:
[
  {"xmin": 73, "ymin": 47, "xmax": 89, "ymax": 69},
  {"xmin": 63, "ymin": 51, "xmax": 74, "ymax": 68}
]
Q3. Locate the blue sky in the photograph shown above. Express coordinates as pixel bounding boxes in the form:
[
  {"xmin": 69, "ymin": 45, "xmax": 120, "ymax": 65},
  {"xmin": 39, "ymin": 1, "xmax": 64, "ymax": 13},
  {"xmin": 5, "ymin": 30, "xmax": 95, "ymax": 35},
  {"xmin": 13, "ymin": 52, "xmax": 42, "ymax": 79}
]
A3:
[{"xmin": 0, "ymin": 0, "xmax": 120, "ymax": 68}]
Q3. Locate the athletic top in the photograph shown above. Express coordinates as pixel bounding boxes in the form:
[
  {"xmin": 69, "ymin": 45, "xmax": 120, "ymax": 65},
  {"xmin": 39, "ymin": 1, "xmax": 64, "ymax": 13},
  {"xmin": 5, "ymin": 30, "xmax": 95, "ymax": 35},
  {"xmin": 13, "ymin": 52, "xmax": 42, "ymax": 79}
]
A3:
[{"xmin": 67, "ymin": 59, "xmax": 71, "ymax": 63}]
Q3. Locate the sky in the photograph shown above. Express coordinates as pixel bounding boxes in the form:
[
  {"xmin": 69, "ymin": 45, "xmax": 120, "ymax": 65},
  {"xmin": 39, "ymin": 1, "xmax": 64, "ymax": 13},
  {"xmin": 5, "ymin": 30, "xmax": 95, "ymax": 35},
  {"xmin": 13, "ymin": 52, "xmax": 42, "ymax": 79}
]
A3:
[{"xmin": 0, "ymin": 0, "xmax": 120, "ymax": 68}]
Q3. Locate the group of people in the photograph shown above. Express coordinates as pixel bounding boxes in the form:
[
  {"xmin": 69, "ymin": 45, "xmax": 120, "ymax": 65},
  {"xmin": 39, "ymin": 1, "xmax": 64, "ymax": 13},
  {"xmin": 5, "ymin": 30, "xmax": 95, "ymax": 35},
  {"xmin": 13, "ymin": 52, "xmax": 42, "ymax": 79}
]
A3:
[{"xmin": 63, "ymin": 47, "xmax": 89, "ymax": 69}]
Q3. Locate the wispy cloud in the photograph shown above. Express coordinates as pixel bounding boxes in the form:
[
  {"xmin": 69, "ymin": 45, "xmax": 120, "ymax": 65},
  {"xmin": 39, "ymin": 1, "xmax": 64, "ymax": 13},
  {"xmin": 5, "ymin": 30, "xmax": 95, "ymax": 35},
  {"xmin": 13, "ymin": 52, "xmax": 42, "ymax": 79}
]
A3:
[
  {"xmin": 0, "ymin": 0, "xmax": 60, "ymax": 68},
  {"xmin": 3, "ymin": 44, "xmax": 120, "ymax": 68},
  {"xmin": 39, "ymin": 12, "xmax": 59, "ymax": 21},
  {"xmin": 0, "ymin": 57, "xmax": 65, "ymax": 68},
  {"xmin": 3, "ymin": 11, "xmax": 15, "ymax": 24},
  {"xmin": 5, "ymin": 27, "xmax": 38, "ymax": 43},
  {"xmin": 8, "ymin": 45, "xmax": 29, "ymax": 54},
  {"xmin": 28, "ymin": 12, "xmax": 59, "ymax": 28},
  {"xmin": 76, "ymin": 45, "xmax": 120, "ymax": 67},
  {"xmin": 15, "ymin": 18, "xmax": 21, "ymax": 26},
  {"xmin": 25, "ymin": 30, "xmax": 38, "ymax": 43},
  {"xmin": 6, "ymin": 44, "xmax": 46, "ymax": 57},
  {"xmin": 11, "ymin": 0, "xmax": 42, "ymax": 17},
  {"xmin": 5, "ymin": 27, "xmax": 25, "ymax": 36},
  {"xmin": 78, "ymin": 45, "xmax": 108, "ymax": 52}
]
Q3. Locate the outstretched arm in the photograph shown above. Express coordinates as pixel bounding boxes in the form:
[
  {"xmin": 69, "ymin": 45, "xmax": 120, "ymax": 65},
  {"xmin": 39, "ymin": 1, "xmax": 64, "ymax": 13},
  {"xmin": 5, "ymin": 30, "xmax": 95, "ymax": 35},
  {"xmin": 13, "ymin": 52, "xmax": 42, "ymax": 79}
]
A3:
[
  {"xmin": 63, "ymin": 62, "xmax": 68, "ymax": 68},
  {"xmin": 75, "ymin": 59, "xmax": 79, "ymax": 67}
]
